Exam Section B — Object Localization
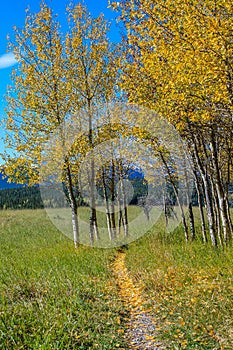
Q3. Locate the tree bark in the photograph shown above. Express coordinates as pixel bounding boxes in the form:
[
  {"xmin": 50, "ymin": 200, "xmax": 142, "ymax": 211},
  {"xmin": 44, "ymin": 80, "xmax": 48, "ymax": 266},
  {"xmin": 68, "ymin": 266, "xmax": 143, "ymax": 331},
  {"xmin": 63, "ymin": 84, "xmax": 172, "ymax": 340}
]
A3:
[
  {"xmin": 118, "ymin": 198, "xmax": 124, "ymax": 235},
  {"xmin": 110, "ymin": 160, "xmax": 116, "ymax": 239},
  {"xmin": 64, "ymin": 159, "xmax": 79, "ymax": 248},
  {"xmin": 210, "ymin": 135, "xmax": 231, "ymax": 243},
  {"xmin": 119, "ymin": 160, "xmax": 128, "ymax": 237},
  {"xmin": 102, "ymin": 167, "xmax": 113, "ymax": 240},
  {"xmin": 159, "ymin": 151, "xmax": 189, "ymax": 242},
  {"xmin": 184, "ymin": 161, "xmax": 195, "ymax": 240},
  {"xmin": 188, "ymin": 202, "xmax": 195, "ymax": 241},
  {"xmin": 193, "ymin": 169, "xmax": 207, "ymax": 243},
  {"xmin": 192, "ymin": 141, "xmax": 217, "ymax": 246},
  {"xmin": 88, "ymin": 98, "xmax": 99, "ymax": 245},
  {"xmin": 210, "ymin": 176, "xmax": 223, "ymax": 247}
]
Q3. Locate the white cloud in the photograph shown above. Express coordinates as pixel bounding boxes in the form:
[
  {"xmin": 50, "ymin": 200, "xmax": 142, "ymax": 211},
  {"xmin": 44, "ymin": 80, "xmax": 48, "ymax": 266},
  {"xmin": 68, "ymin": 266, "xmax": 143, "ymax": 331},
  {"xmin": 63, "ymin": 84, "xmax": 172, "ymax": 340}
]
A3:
[{"xmin": 0, "ymin": 52, "xmax": 17, "ymax": 69}]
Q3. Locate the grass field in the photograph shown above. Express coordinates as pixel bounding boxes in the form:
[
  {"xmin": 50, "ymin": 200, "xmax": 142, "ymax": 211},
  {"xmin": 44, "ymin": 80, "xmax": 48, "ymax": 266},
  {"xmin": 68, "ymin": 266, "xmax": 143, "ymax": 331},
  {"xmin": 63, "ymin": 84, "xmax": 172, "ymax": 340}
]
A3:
[
  {"xmin": 0, "ymin": 210, "xmax": 127, "ymax": 349},
  {"xmin": 0, "ymin": 208, "xmax": 232, "ymax": 349},
  {"xmin": 45, "ymin": 205, "xmax": 161, "ymax": 248},
  {"xmin": 125, "ymin": 219, "xmax": 233, "ymax": 349}
]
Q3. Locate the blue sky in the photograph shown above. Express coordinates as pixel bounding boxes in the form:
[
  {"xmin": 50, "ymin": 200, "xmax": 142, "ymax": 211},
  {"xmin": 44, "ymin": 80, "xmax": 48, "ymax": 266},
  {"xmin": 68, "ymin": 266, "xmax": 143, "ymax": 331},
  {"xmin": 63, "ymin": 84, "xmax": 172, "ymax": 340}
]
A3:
[{"xmin": 0, "ymin": 0, "xmax": 120, "ymax": 160}]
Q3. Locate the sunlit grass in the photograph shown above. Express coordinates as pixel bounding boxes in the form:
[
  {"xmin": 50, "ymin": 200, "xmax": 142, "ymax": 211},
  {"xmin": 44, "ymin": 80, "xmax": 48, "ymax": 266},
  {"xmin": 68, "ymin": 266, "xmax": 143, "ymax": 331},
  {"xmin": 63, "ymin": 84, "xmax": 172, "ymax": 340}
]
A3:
[
  {"xmin": 0, "ymin": 209, "xmax": 127, "ymax": 349},
  {"xmin": 1, "ymin": 207, "xmax": 232, "ymax": 349},
  {"xmin": 45, "ymin": 205, "xmax": 161, "ymax": 247},
  {"xmin": 125, "ymin": 211, "xmax": 233, "ymax": 349}
]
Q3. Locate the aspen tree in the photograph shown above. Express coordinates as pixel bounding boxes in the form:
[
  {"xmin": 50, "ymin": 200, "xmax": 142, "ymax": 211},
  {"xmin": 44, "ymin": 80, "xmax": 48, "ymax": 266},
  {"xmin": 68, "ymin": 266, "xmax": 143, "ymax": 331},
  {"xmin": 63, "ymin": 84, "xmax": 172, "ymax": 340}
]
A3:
[
  {"xmin": 2, "ymin": 3, "xmax": 117, "ymax": 246},
  {"xmin": 112, "ymin": 0, "xmax": 233, "ymax": 245}
]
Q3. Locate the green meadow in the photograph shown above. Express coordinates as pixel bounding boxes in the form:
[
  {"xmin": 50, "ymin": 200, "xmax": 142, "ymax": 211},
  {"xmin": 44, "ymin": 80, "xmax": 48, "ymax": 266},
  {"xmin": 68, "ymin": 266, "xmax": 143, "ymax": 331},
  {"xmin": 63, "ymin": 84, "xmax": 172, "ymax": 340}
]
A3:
[
  {"xmin": 0, "ymin": 209, "xmax": 232, "ymax": 349},
  {"xmin": 125, "ymin": 216, "xmax": 233, "ymax": 349},
  {"xmin": 0, "ymin": 210, "xmax": 127, "ymax": 349}
]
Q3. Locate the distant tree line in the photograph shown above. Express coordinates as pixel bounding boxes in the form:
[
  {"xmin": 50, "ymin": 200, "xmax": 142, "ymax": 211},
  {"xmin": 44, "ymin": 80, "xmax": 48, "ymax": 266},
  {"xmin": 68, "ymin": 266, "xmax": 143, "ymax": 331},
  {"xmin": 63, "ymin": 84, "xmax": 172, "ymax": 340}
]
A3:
[
  {"xmin": 0, "ymin": 186, "xmax": 71, "ymax": 210},
  {"xmin": 0, "ymin": 187, "xmax": 43, "ymax": 210},
  {"xmin": 0, "ymin": 177, "xmax": 151, "ymax": 210}
]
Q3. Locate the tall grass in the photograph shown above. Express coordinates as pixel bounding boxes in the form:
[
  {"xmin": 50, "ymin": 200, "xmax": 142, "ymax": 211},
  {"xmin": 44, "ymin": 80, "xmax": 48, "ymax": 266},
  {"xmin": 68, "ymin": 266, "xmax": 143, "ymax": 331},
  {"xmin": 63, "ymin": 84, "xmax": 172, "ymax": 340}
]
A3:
[
  {"xmin": 1, "ymin": 207, "xmax": 232, "ymax": 349},
  {"xmin": 0, "ymin": 210, "xmax": 127, "ymax": 349},
  {"xmin": 125, "ymin": 215, "xmax": 233, "ymax": 349}
]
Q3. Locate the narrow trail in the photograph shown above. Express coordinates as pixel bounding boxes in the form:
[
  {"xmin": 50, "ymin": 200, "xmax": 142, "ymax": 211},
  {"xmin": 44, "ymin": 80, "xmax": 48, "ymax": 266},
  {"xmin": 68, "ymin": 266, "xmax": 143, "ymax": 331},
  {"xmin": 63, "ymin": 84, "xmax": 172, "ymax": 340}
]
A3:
[{"xmin": 112, "ymin": 251, "xmax": 166, "ymax": 350}]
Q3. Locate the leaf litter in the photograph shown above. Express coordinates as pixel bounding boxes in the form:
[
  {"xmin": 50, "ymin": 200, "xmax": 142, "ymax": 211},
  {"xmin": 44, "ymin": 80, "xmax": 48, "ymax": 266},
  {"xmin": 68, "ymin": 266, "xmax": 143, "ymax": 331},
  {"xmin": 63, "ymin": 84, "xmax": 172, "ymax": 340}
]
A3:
[{"xmin": 112, "ymin": 251, "xmax": 166, "ymax": 349}]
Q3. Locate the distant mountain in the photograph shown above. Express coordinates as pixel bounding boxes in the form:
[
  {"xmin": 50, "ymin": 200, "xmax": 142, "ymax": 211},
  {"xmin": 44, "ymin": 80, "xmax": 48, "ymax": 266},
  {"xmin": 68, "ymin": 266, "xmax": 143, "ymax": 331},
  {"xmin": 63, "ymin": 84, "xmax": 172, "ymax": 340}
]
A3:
[
  {"xmin": 127, "ymin": 169, "xmax": 144, "ymax": 179},
  {"xmin": 0, "ymin": 173, "xmax": 22, "ymax": 190}
]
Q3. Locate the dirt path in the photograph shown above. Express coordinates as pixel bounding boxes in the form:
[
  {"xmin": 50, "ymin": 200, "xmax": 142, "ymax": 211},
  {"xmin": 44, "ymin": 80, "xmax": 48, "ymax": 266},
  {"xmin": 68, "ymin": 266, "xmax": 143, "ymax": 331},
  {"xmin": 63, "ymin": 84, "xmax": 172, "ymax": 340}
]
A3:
[{"xmin": 112, "ymin": 251, "xmax": 166, "ymax": 349}]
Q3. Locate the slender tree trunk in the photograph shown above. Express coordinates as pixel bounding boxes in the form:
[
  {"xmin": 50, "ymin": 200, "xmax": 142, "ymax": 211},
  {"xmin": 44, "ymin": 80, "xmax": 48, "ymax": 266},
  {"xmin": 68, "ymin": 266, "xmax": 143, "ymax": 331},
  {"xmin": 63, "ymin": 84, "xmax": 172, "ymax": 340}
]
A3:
[
  {"xmin": 59, "ymin": 118, "xmax": 80, "ymax": 247},
  {"xmin": 71, "ymin": 204, "xmax": 79, "ymax": 249},
  {"xmin": 203, "ymin": 173, "xmax": 217, "ymax": 247},
  {"xmin": 110, "ymin": 160, "xmax": 116, "ymax": 239},
  {"xmin": 159, "ymin": 151, "xmax": 189, "ymax": 242},
  {"xmin": 188, "ymin": 202, "xmax": 195, "ymax": 241},
  {"xmin": 226, "ymin": 198, "xmax": 233, "ymax": 238},
  {"xmin": 215, "ymin": 196, "xmax": 223, "ymax": 247},
  {"xmin": 88, "ymin": 98, "xmax": 99, "ymax": 245},
  {"xmin": 65, "ymin": 159, "xmax": 79, "ymax": 248},
  {"xmin": 119, "ymin": 160, "xmax": 128, "ymax": 237},
  {"xmin": 122, "ymin": 181, "xmax": 129, "ymax": 237},
  {"xmin": 102, "ymin": 167, "xmax": 113, "ymax": 240},
  {"xmin": 225, "ymin": 154, "xmax": 233, "ymax": 238},
  {"xmin": 118, "ymin": 198, "xmax": 124, "ymax": 235},
  {"xmin": 210, "ymin": 136, "xmax": 231, "ymax": 243},
  {"xmin": 162, "ymin": 184, "xmax": 168, "ymax": 227},
  {"xmin": 193, "ymin": 169, "xmax": 207, "ymax": 243},
  {"xmin": 192, "ymin": 142, "xmax": 217, "ymax": 246},
  {"xmin": 210, "ymin": 177, "xmax": 223, "ymax": 247},
  {"xmin": 89, "ymin": 158, "xmax": 99, "ymax": 245},
  {"xmin": 117, "ymin": 174, "xmax": 124, "ymax": 235},
  {"xmin": 184, "ymin": 162, "xmax": 195, "ymax": 240}
]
